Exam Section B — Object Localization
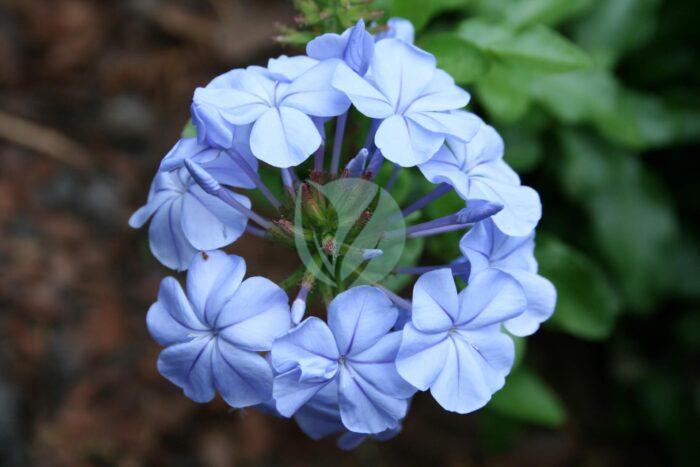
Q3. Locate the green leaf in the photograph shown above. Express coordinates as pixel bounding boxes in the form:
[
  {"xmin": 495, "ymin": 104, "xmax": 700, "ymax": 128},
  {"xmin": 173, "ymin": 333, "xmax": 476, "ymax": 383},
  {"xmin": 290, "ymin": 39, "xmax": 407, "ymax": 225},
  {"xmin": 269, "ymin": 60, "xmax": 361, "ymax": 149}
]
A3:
[
  {"xmin": 558, "ymin": 131, "xmax": 680, "ymax": 309},
  {"xmin": 459, "ymin": 20, "xmax": 591, "ymax": 72},
  {"xmin": 503, "ymin": 0, "xmax": 595, "ymax": 29},
  {"xmin": 536, "ymin": 234, "xmax": 620, "ymax": 339},
  {"xmin": 418, "ymin": 32, "xmax": 490, "ymax": 84},
  {"xmin": 572, "ymin": 0, "xmax": 661, "ymax": 66},
  {"xmin": 489, "ymin": 25, "xmax": 591, "ymax": 72},
  {"xmin": 377, "ymin": 0, "xmax": 465, "ymax": 31},
  {"xmin": 475, "ymin": 64, "xmax": 532, "ymax": 123},
  {"xmin": 501, "ymin": 122, "xmax": 546, "ymax": 172},
  {"xmin": 458, "ymin": 18, "xmax": 513, "ymax": 50},
  {"xmin": 488, "ymin": 367, "xmax": 567, "ymax": 427}
]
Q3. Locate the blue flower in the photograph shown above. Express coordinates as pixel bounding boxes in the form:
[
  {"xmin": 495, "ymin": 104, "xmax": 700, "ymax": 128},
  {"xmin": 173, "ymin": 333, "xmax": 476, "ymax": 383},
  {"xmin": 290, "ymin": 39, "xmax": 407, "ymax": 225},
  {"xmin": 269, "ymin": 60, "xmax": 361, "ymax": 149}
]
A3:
[
  {"xmin": 147, "ymin": 251, "xmax": 292, "ymax": 406},
  {"xmin": 128, "ymin": 167, "xmax": 252, "ymax": 271},
  {"xmin": 271, "ymin": 285, "xmax": 415, "ymax": 434},
  {"xmin": 396, "ymin": 268, "xmax": 526, "ymax": 414},
  {"xmin": 460, "ymin": 219, "xmax": 556, "ymax": 336},
  {"xmin": 332, "ymin": 38, "xmax": 480, "ymax": 167},
  {"xmin": 292, "ymin": 379, "xmax": 403, "ymax": 450},
  {"xmin": 419, "ymin": 120, "xmax": 542, "ymax": 236},
  {"xmin": 375, "ymin": 17, "xmax": 415, "ymax": 44},
  {"xmin": 192, "ymin": 58, "xmax": 350, "ymax": 168},
  {"xmin": 307, "ymin": 19, "xmax": 374, "ymax": 75}
]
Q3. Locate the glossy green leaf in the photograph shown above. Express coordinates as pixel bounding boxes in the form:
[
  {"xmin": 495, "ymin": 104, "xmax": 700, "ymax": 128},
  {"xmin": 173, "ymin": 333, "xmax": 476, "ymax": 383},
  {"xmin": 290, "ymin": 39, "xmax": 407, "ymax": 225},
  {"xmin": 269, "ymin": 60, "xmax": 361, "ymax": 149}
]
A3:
[
  {"xmin": 536, "ymin": 234, "xmax": 620, "ymax": 339},
  {"xmin": 418, "ymin": 32, "xmax": 490, "ymax": 84},
  {"xmin": 559, "ymin": 131, "xmax": 680, "ymax": 310},
  {"xmin": 488, "ymin": 367, "xmax": 567, "ymax": 427},
  {"xmin": 488, "ymin": 25, "xmax": 591, "ymax": 72},
  {"xmin": 503, "ymin": 0, "xmax": 595, "ymax": 29},
  {"xmin": 572, "ymin": 0, "xmax": 661, "ymax": 66}
]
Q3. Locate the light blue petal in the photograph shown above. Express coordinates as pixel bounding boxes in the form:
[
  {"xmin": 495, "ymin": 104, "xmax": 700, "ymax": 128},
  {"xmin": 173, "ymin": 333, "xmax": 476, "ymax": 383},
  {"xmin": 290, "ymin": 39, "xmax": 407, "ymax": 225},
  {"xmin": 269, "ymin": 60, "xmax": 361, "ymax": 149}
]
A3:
[
  {"xmin": 148, "ymin": 197, "xmax": 198, "ymax": 271},
  {"xmin": 411, "ymin": 268, "xmax": 458, "ymax": 332},
  {"xmin": 429, "ymin": 332, "xmax": 510, "ymax": 414},
  {"xmin": 375, "ymin": 115, "xmax": 444, "ymax": 167},
  {"xmin": 293, "ymin": 381, "xmax": 344, "ymax": 440},
  {"xmin": 371, "ymin": 39, "xmax": 435, "ymax": 110},
  {"xmin": 338, "ymin": 366, "xmax": 407, "ymax": 434},
  {"xmin": 407, "ymin": 110, "xmax": 480, "ymax": 142},
  {"xmin": 193, "ymin": 87, "xmax": 269, "ymax": 126},
  {"xmin": 456, "ymin": 326, "xmax": 515, "ymax": 391},
  {"xmin": 456, "ymin": 269, "xmax": 526, "ymax": 328},
  {"xmin": 331, "ymin": 63, "xmax": 393, "ymax": 118},
  {"xmin": 376, "ymin": 18, "xmax": 415, "ymax": 44},
  {"xmin": 307, "ymin": 32, "xmax": 348, "ymax": 60},
  {"xmin": 279, "ymin": 59, "xmax": 350, "ymax": 117},
  {"xmin": 273, "ymin": 368, "xmax": 333, "ymax": 417},
  {"xmin": 249, "ymin": 106, "xmax": 321, "ymax": 167},
  {"xmin": 328, "ymin": 286, "xmax": 398, "ymax": 355},
  {"xmin": 201, "ymin": 145, "xmax": 258, "ymax": 190},
  {"xmin": 148, "ymin": 276, "xmax": 207, "ymax": 346},
  {"xmin": 343, "ymin": 19, "xmax": 374, "ymax": 75},
  {"xmin": 157, "ymin": 337, "xmax": 216, "ymax": 403},
  {"xmin": 267, "ymin": 55, "xmax": 318, "ymax": 81},
  {"xmin": 217, "ymin": 276, "xmax": 291, "ymax": 351},
  {"xmin": 212, "ymin": 338, "xmax": 273, "ymax": 407},
  {"xmin": 180, "ymin": 187, "xmax": 249, "ymax": 251},
  {"xmin": 347, "ymin": 331, "xmax": 416, "ymax": 399},
  {"xmin": 159, "ymin": 138, "xmax": 224, "ymax": 172},
  {"xmin": 468, "ymin": 177, "xmax": 542, "ymax": 236},
  {"xmin": 504, "ymin": 270, "xmax": 556, "ymax": 336},
  {"xmin": 418, "ymin": 146, "xmax": 469, "ymax": 198},
  {"xmin": 396, "ymin": 323, "xmax": 450, "ymax": 391},
  {"xmin": 271, "ymin": 317, "xmax": 339, "ymax": 375},
  {"xmin": 406, "ymin": 70, "xmax": 470, "ymax": 113},
  {"xmin": 459, "ymin": 219, "xmax": 537, "ymax": 274},
  {"xmin": 128, "ymin": 190, "xmax": 175, "ymax": 228},
  {"xmin": 185, "ymin": 250, "xmax": 245, "ymax": 324},
  {"xmin": 464, "ymin": 123, "xmax": 504, "ymax": 169},
  {"xmin": 190, "ymin": 101, "xmax": 234, "ymax": 148}
]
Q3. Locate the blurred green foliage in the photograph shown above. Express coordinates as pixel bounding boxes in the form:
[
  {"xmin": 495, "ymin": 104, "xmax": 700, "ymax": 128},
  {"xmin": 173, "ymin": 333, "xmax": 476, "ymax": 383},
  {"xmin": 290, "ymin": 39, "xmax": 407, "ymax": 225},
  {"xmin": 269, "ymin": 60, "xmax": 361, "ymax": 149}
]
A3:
[{"xmin": 371, "ymin": 0, "xmax": 699, "ymax": 461}]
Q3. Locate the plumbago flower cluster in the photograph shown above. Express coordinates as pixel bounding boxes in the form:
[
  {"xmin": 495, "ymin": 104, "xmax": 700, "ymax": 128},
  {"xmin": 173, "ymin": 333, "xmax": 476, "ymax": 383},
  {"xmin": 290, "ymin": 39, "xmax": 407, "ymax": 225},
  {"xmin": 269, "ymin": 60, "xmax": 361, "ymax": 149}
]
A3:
[{"xmin": 130, "ymin": 19, "xmax": 556, "ymax": 449}]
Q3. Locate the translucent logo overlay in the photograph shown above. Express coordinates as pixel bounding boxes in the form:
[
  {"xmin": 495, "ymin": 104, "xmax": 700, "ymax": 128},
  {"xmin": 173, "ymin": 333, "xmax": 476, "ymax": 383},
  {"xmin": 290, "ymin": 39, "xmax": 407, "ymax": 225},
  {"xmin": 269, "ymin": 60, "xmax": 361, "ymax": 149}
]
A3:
[{"xmin": 293, "ymin": 178, "xmax": 406, "ymax": 288}]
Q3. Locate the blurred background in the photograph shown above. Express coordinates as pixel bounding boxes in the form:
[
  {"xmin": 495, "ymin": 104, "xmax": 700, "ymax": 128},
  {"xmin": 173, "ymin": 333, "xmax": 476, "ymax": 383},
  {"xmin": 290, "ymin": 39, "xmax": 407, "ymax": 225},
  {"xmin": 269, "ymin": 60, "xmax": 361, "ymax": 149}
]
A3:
[{"xmin": 0, "ymin": 0, "xmax": 698, "ymax": 465}]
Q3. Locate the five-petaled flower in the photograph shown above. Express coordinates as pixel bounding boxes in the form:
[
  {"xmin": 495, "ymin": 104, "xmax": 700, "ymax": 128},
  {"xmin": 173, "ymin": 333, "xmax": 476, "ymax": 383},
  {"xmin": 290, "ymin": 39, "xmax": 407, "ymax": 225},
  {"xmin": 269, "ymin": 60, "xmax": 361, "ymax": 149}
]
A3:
[
  {"xmin": 396, "ymin": 268, "xmax": 526, "ymax": 413},
  {"xmin": 272, "ymin": 286, "xmax": 415, "ymax": 433},
  {"xmin": 147, "ymin": 251, "xmax": 291, "ymax": 406},
  {"xmin": 332, "ymin": 38, "xmax": 480, "ymax": 167}
]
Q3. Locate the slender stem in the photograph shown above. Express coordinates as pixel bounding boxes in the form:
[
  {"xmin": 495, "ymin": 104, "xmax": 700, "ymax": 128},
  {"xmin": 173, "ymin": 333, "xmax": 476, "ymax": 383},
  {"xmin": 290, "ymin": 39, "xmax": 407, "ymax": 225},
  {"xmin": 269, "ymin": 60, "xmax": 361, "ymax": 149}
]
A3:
[
  {"xmin": 314, "ymin": 143, "xmax": 325, "ymax": 172},
  {"xmin": 228, "ymin": 150, "xmax": 281, "ymax": 209},
  {"xmin": 402, "ymin": 183, "xmax": 453, "ymax": 216},
  {"xmin": 405, "ymin": 212, "xmax": 463, "ymax": 235},
  {"xmin": 184, "ymin": 159, "xmax": 273, "ymax": 230},
  {"xmin": 330, "ymin": 112, "xmax": 348, "ymax": 175},
  {"xmin": 394, "ymin": 262, "xmax": 471, "ymax": 277},
  {"xmin": 245, "ymin": 225, "xmax": 267, "ymax": 239},
  {"xmin": 368, "ymin": 149, "xmax": 384, "ymax": 181},
  {"xmin": 281, "ymin": 168, "xmax": 294, "ymax": 190},
  {"xmin": 406, "ymin": 222, "xmax": 471, "ymax": 239},
  {"xmin": 364, "ymin": 119, "xmax": 380, "ymax": 150},
  {"xmin": 218, "ymin": 189, "xmax": 272, "ymax": 230},
  {"xmin": 385, "ymin": 163, "xmax": 400, "ymax": 191},
  {"xmin": 376, "ymin": 285, "xmax": 412, "ymax": 311}
]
